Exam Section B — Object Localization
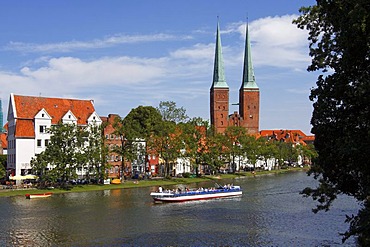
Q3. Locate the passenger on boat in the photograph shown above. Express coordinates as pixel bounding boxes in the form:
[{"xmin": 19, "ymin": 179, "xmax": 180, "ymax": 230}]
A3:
[{"xmin": 158, "ymin": 186, "xmax": 163, "ymax": 193}]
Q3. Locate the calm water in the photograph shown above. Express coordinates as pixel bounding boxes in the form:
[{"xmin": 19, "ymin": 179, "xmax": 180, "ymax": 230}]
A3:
[{"xmin": 0, "ymin": 171, "xmax": 359, "ymax": 246}]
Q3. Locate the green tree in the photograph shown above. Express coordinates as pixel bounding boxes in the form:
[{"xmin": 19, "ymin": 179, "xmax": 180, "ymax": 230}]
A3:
[
  {"xmin": 205, "ymin": 131, "xmax": 228, "ymax": 173},
  {"xmin": 241, "ymin": 135, "xmax": 263, "ymax": 170},
  {"xmin": 294, "ymin": 0, "xmax": 370, "ymax": 244},
  {"xmin": 31, "ymin": 123, "xmax": 85, "ymax": 188},
  {"xmin": 124, "ymin": 105, "xmax": 163, "ymax": 139},
  {"xmin": 180, "ymin": 118, "xmax": 209, "ymax": 176},
  {"xmin": 148, "ymin": 120, "xmax": 181, "ymax": 177},
  {"xmin": 157, "ymin": 101, "xmax": 188, "ymax": 124},
  {"xmin": 224, "ymin": 126, "xmax": 247, "ymax": 173},
  {"xmin": 0, "ymin": 154, "xmax": 7, "ymax": 179},
  {"xmin": 84, "ymin": 124, "xmax": 108, "ymax": 183},
  {"xmin": 111, "ymin": 115, "xmax": 137, "ymax": 179}
]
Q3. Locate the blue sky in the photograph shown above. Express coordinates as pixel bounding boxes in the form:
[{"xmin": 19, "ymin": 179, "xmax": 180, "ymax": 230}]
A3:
[{"xmin": 0, "ymin": 0, "xmax": 317, "ymax": 134}]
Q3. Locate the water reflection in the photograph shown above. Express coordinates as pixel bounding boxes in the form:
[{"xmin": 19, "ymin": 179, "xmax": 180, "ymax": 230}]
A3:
[{"xmin": 0, "ymin": 171, "xmax": 359, "ymax": 246}]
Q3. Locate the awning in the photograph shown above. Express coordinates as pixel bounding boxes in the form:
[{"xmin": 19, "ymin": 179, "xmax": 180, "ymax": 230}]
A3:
[{"xmin": 9, "ymin": 175, "xmax": 38, "ymax": 180}]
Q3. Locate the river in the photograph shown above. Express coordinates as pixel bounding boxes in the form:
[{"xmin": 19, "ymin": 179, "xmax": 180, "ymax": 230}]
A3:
[{"xmin": 0, "ymin": 171, "xmax": 359, "ymax": 246}]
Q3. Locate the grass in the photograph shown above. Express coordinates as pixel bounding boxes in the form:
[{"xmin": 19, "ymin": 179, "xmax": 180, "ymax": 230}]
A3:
[{"xmin": 0, "ymin": 167, "xmax": 307, "ymax": 198}]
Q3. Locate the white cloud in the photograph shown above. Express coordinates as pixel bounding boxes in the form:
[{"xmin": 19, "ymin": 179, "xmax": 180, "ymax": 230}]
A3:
[
  {"xmin": 224, "ymin": 15, "xmax": 311, "ymax": 70},
  {"xmin": 4, "ymin": 33, "xmax": 193, "ymax": 53},
  {"xmin": 0, "ymin": 15, "xmax": 314, "ymax": 134}
]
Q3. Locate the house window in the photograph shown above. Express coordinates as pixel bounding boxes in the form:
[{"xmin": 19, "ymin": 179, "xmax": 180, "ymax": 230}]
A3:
[
  {"xmin": 45, "ymin": 139, "xmax": 49, "ymax": 146},
  {"xmin": 37, "ymin": 139, "xmax": 42, "ymax": 147},
  {"xmin": 39, "ymin": 125, "xmax": 47, "ymax": 133}
]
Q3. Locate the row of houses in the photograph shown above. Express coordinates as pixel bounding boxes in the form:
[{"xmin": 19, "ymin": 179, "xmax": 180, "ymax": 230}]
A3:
[
  {"xmin": 0, "ymin": 93, "xmax": 314, "ymax": 181},
  {"xmin": 0, "ymin": 93, "xmax": 193, "ymax": 180}
]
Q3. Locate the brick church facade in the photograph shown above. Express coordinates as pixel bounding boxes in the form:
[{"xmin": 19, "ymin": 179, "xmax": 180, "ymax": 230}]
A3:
[{"xmin": 210, "ymin": 22, "xmax": 260, "ymax": 134}]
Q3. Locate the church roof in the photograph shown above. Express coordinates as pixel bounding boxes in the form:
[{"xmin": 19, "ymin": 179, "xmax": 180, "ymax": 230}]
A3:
[
  {"xmin": 211, "ymin": 21, "xmax": 229, "ymax": 89},
  {"xmin": 241, "ymin": 23, "xmax": 259, "ymax": 90}
]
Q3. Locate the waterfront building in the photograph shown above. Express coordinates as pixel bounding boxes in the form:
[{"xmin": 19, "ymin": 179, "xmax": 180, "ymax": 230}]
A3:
[
  {"xmin": 6, "ymin": 93, "xmax": 102, "ymax": 177},
  {"xmin": 101, "ymin": 114, "xmax": 160, "ymax": 179},
  {"xmin": 0, "ymin": 123, "xmax": 6, "ymax": 155},
  {"xmin": 0, "ymin": 98, "xmax": 4, "ymax": 133},
  {"xmin": 101, "ymin": 114, "xmax": 125, "ymax": 179},
  {"xmin": 260, "ymin": 129, "xmax": 314, "ymax": 146},
  {"xmin": 210, "ymin": 22, "xmax": 260, "ymax": 134}
]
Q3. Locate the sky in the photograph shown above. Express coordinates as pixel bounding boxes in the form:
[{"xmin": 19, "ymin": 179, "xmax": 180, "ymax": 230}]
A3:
[{"xmin": 0, "ymin": 0, "xmax": 318, "ymax": 135}]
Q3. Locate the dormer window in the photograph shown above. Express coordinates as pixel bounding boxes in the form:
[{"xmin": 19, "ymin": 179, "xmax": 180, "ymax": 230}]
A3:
[
  {"xmin": 93, "ymin": 116, "xmax": 96, "ymax": 120},
  {"xmin": 68, "ymin": 115, "xmax": 71, "ymax": 119},
  {"xmin": 42, "ymin": 113, "xmax": 45, "ymax": 117}
]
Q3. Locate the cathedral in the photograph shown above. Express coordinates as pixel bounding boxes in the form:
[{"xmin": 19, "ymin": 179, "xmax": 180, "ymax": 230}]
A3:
[{"xmin": 210, "ymin": 22, "xmax": 260, "ymax": 134}]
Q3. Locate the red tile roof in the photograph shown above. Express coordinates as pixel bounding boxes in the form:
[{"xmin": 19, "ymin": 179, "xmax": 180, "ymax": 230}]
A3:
[
  {"xmin": 13, "ymin": 95, "xmax": 96, "ymax": 125},
  {"xmin": 260, "ymin": 129, "xmax": 314, "ymax": 145},
  {"xmin": 0, "ymin": 132, "xmax": 7, "ymax": 149},
  {"xmin": 13, "ymin": 94, "xmax": 97, "ymax": 138},
  {"xmin": 15, "ymin": 119, "xmax": 35, "ymax": 138}
]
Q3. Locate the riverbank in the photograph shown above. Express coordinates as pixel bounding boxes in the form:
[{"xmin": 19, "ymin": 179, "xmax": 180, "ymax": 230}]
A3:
[{"xmin": 0, "ymin": 167, "xmax": 307, "ymax": 198}]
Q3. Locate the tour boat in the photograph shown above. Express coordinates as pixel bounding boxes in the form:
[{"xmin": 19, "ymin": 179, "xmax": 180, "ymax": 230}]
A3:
[
  {"xmin": 25, "ymin": 192, "xmax": 53, "ymax": 199},
  {"xmin": 150, "ymin": 185, "xmax": 242, "ymax": 203}
]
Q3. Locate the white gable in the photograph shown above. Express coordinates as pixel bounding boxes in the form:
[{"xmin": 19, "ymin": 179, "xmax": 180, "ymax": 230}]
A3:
[
  {"xmin": 62, "ymin": 110, "xmax": 78, "ymax": 124},
  {"xmin": 35, "ymin": 108, "xmax": 52, "ymax": 120},
  {"xmin": 87, "ymin": 112, "xmax": 102, "ymax": 126}
]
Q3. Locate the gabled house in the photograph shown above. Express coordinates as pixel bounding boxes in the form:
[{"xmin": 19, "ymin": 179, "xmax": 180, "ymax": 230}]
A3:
[
  {"xmin": 259, "ymin": 129, "xmax": 315, "ymax": 146},
  {"xmin": 7, "ymin": 93, "xmax": 102, "ymax": 177},
  {"xmin": 101, "ymin": 114, "xmax": 125, "ymax": 179}
]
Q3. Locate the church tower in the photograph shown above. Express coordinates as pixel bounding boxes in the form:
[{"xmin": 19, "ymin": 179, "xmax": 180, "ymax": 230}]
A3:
[
  {"xmin": 239, "ymin": 23, "xmax": 260, "ymax": 134},
  {"xmin": 210, "ymin": 21, "xmax": 229, "ymax": 133}
]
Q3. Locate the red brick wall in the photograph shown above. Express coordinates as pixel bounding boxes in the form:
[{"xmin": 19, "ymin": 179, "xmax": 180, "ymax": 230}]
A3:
[
  {"xmin": 210, "ymin": 88, "xmax": 229, "ymax": 133},
  {"xmin": 239, "ymin": 89, "xmax": 260, "ymax": 134}
]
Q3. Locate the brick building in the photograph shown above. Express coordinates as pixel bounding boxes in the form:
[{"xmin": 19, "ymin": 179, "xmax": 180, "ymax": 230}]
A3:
[
  {"xmin": 101, "ymin": 114, "xmax": 123, "ymax": 179},
  {"xmin": 101, "ymin": 114, "xmax": 160, "ymax": 179},
  {"xmin": 210, "ymin": 22, "xmax": 260, "ymax": 134}
]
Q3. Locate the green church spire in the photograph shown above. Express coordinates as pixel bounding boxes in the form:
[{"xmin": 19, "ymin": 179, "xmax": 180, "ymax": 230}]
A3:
[
  {"xmin": 241, "ymin": 23, "xmax": 258, "ymax": 89},
  {"xmin": 212, "ymin": 21, "xmax": 228, "ymax": 88}
]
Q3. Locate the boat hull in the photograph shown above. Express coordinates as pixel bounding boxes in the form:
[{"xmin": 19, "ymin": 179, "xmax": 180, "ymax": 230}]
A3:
[
  {"xmin": 150, "ymin": 188, "xmax": 242, "ymax": 203},
  {"xmin": 25, "ymin": 192, "xmax": 52, "ymax": 199}
]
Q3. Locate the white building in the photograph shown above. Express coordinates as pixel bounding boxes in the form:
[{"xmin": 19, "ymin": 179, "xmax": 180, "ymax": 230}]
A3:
[{"xmin": 7, "ymin": 93, "xmax": 102, "ymax": 177}]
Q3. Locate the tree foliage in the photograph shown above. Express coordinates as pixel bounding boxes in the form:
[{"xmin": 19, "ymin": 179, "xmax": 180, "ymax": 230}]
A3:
[
  {"xmin": 294, "ymin": 0, "xmax": 370, "ymax": 243},
  {"xmin": 123, "ymin": 105, "xmax": 163, "ymax": 139},
  {"xmin": 157, "ymin": 101, "xmax": 188, "ymax": 124},
  {"xmin": 0, "ymin": 155, "xmax": 6, "ymax": 179},
  {"xmin": 31, "ymin": 123, "xmax": 106, "ymax": 188},
  {"xmin": 180, "ymin": 118, "xmax": 210, "ymax": 175}
]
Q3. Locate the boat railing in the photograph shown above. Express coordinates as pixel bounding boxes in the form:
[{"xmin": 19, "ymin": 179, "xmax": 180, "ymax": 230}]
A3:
[{"xmin": 151, "ymin": 186, "xmax": 241, "ymax": 198}]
